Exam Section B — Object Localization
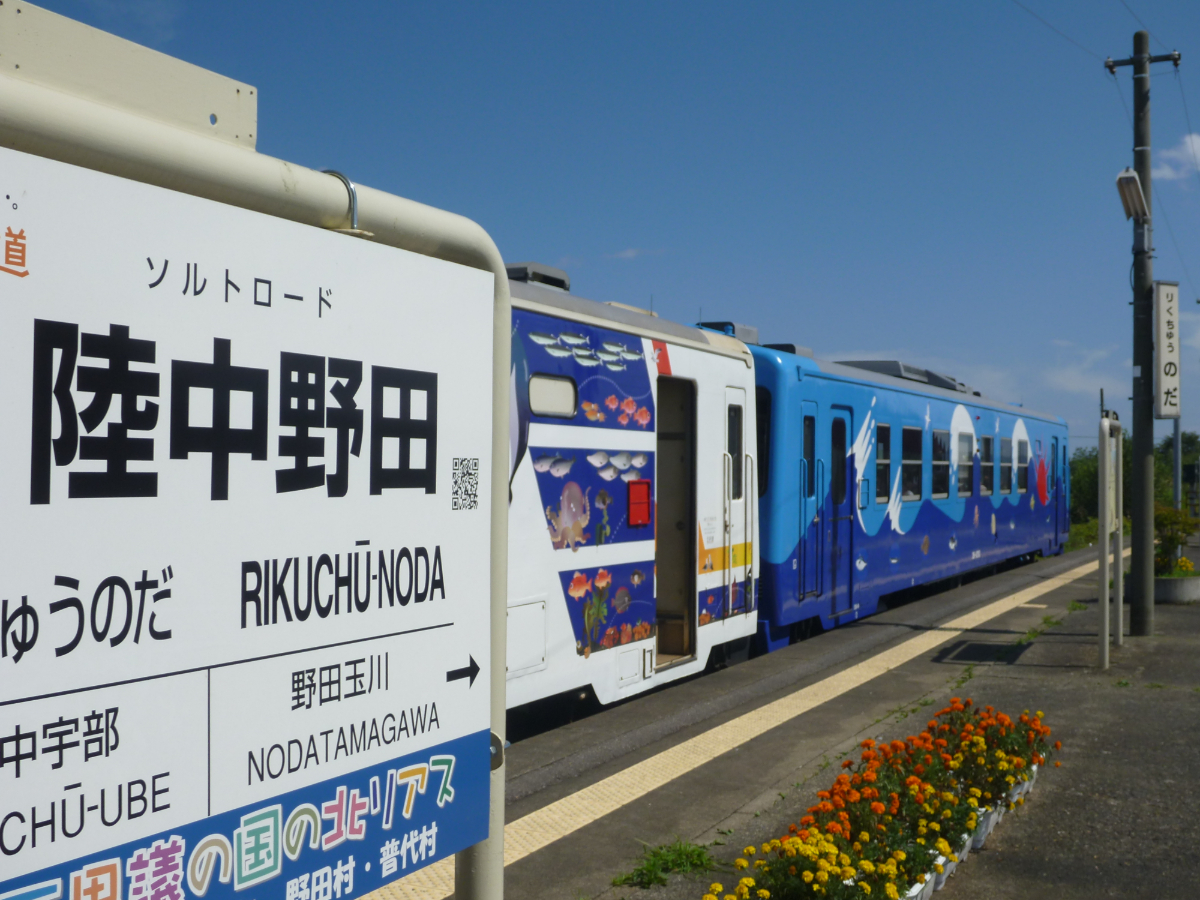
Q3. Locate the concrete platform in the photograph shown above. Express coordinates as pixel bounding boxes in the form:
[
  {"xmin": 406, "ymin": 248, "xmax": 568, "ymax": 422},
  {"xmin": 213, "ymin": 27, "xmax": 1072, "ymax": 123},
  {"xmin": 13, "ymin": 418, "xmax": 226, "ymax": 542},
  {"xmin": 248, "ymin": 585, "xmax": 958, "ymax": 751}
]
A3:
[{"xmin": 380, "ymin": 545, "xmax": 1200, "ymax": 899}]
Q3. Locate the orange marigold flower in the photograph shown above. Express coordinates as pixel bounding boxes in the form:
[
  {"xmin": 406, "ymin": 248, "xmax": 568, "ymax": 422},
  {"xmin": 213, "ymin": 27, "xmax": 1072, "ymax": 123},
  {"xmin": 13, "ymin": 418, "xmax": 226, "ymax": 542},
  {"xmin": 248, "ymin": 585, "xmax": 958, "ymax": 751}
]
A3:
[
  {"xmin": 870, "ymin": 802, "xmax": 886, "ymax": 815},
  {"xmin": 1054, "ymin": 741, "xmax": 1062, "ymax": 751},
  {"xmin": 842, "ymin": 760, "xmax": 853, "ymax": 769}
]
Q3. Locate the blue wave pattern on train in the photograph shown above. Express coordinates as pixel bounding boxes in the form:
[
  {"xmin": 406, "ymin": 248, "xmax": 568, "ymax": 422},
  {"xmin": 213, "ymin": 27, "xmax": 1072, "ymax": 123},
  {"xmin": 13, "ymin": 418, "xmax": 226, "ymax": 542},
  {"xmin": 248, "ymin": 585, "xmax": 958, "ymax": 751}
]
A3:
[{"xmin": 750, "ymin": 345, "xmax": 1070, "ymax": 652}]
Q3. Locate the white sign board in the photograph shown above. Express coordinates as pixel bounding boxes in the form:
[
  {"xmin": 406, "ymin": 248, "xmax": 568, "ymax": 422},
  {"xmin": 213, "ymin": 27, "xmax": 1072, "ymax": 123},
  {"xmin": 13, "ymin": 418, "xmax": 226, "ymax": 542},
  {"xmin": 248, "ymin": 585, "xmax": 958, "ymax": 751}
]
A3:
[
  {"xmin": 1155, "ymin": 280, "xmax": 1181, "ymax": 419},
  {"xmin": 0, "ymin": 148, "xmax": 494, "ymax": 898}
]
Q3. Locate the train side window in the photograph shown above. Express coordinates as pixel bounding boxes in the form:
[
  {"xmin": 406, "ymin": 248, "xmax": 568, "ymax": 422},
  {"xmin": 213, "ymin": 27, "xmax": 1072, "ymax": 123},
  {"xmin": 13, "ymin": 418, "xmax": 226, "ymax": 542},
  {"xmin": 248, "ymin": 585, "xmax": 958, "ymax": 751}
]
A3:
[
  {"xmin": 957, "ymin": 433, "xmax": 973, "ymax": 497},
  {"xmin": 528, "ymin": 374, "xmax": 577, "ymax": 418},
  {"xmin": 980, "ymin": 435, "xmax": 994, "ymax": 495},
  {"xmin": 755, "ymin": 387, "xmax": 771, "ymax": 497},
  {"xmin": 1049, "ymin": 439, "xmax": 1057, "ymax": 490},
  {"xmin": 1000, "ymin": 437, "xmax": 1013, "ymax": 493},
  {"xmin": 728, "ymin": 404, "xmax": 743, "ymax": 500},
  {"xmin": 804, "ymin": 415, "xmax": 816, "ymax": 497},
  {"xmin": 931, "ymin": 430, "xmax": 950, "ymax": 498},
  {"xmin": 876, "ymin": 423, "xmax": 891, "ymax": 503},
  {"xmin": 831, "ymin": 418, "xmax": 847, "ymax": 506},
  {"xmin": 1017, "ymin": 439, "xmax": 1029, "ymax": 493},
  {"xmin": 902, "ymin": 427, "xmax": 923, "ymax": 501}
]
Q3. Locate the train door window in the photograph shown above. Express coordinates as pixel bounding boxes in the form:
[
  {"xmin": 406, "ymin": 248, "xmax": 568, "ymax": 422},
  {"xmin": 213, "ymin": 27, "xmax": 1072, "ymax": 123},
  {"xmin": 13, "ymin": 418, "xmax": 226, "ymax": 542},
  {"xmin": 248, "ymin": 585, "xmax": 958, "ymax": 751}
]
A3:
[
  {"xmin": 1049, "ymin": 439, "xmax": 1057, "ymax": 490},
  {"xmin": 1017, "ymin": 440, "xmax": 1029, "ymax": 493},
  {"xmin": 957, "ymin": 433, "xmax": 973, "ymax": 497},
  {"xmin": 804, "ymin": 415, "xmax": 816, "ymax": 497},
  {"xmin": 931, "ymin": 430, "xmax": 950, "ymax": 499},
  {"xmin": 980, "ymin": 435, "xmax": 994, "ymax": 495},
  {"xmin": 876, "ymin": 424, "xmax": 891, "ymax": 502},
  {"xmin": 831, "ymin": 418, "xmax": 847, "ymax": 506},
  {"xmin": 755, "ymin": 387, "xmax": 771, "ymax": 497},
  {"xmin": 1000, "ymin": 438, "xmax": 1013, "ymax": 493},
  {"xmin": 728, "ymin": 404, "xmax": 744, "ymax": 500},
  {"xmin": 528, "ymin": 374, "xmax": 577, "ymax": 417},
  {"xmin": 902, "ymin": 427, "xmax": 923, "ymax": 501}
]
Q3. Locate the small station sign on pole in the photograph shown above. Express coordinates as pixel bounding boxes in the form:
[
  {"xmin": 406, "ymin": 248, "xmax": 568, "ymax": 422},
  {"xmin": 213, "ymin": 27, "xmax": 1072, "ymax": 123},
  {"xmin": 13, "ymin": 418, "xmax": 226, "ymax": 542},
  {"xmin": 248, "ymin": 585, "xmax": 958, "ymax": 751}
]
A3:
[{"xmin": 1098, "ymin": 413, "xmax": 1125, "ymax": 668}]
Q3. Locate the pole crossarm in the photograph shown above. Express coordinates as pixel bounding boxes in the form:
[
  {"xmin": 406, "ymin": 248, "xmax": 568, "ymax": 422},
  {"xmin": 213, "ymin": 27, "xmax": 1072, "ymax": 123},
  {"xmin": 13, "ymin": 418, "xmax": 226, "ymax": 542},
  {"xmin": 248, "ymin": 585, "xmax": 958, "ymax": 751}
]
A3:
[{"xmin": 1106, "ymin": 51, "xmax": 1180, "ymax": 73}]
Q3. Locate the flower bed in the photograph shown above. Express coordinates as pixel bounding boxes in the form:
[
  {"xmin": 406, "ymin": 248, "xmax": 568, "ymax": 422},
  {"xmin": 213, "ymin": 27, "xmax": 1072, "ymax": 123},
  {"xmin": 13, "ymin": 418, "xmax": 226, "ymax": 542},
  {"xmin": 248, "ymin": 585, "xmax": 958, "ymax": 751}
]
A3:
[{"xmin": 699, "ymin": 699, "xmax": 1059, "ymax": 900}]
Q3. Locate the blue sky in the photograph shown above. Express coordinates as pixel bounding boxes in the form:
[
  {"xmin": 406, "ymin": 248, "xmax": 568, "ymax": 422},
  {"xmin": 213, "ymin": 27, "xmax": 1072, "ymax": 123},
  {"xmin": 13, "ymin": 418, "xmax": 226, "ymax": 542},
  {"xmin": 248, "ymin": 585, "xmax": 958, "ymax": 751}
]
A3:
[{"xmin": 38, "ymin": 0, "xmax": 1200, "ymax": 446}]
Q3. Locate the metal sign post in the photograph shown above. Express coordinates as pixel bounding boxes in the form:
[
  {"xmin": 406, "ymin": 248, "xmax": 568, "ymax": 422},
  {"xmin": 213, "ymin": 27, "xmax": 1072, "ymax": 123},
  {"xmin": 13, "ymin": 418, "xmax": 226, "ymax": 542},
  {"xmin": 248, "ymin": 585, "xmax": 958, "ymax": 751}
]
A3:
[{"xmin": 1099, "ymin": 415, "xmax": 1125, "ymax": 668}]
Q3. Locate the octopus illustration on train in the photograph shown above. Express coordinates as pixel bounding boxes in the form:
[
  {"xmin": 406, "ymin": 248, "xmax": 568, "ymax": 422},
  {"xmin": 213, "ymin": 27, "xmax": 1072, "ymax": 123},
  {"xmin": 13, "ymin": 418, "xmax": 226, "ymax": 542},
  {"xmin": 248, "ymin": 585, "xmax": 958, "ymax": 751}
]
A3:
[{"xmin": 504, "ymin": 262, "xmax": 1069, "ymax": 709}]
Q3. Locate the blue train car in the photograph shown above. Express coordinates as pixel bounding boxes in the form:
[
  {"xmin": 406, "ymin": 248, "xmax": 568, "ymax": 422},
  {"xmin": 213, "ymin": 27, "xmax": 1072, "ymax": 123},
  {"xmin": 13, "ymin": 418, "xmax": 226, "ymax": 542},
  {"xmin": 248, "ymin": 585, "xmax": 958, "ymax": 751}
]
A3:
[{"xmin": 749, "ymin": 343, "xmax": 1070, "ymax": 652}]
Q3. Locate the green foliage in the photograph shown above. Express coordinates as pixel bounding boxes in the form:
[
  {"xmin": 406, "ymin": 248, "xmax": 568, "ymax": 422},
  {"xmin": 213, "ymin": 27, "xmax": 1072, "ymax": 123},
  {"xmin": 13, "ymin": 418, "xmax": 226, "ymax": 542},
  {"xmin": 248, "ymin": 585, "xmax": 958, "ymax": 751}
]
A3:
[
  {"xmin": 1070, "ymin": 431, "xmax": 1197, "ymax": 525},
  {"xmin": 1154, "ymin": 504, "xmax": 1200, "ymax": 575},
  {"xmin": 611, "ymin": 839, "xmax": 715, "ymax": 888},
  {"xmin": 1064, "ymin": 516, "xmax": 1131, "ymax": 553}
]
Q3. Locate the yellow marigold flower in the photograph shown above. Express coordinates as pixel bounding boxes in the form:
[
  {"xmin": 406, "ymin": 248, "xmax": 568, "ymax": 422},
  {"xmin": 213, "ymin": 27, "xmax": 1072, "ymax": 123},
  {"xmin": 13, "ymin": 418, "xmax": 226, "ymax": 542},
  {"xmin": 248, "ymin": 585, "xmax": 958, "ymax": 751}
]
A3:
[
  {"xmin": 949, "ymin": 853, "xmax": 958, "ymax": 863},
  {"xmin": 724, "ymin": 895, "xmax": 736, "ymax": 900},
  {"xmin": 839, "ymin": 854, "xmax": 851, "ymax": 867},
  {"xmin": 754, "ymin": 859, "xmax": 767, "ymax": 869},
  {"xmin": 841, "ymin": 867, "xmax": 856, "ymax": 880},
  {"xmin": 916, "ymin": 838, "xmax": 926, "ymax": 845},
  {"xmin": 929, "ymin": 822, "xmax": 940, "ymax": 832},
  {"xmin": 710, "ymin": 885, "xmax": 724, "ymax": 894},
  {"xmin": 1037, "ymin": 710, "xmax": 1044, "ymax": 718},
  {"xmin": 917, "ymin": 827, "xmax": 927, "ymax": 836},
  {"xmin": 1016, "ymin": 797, "xmax": 1025, "ymax": 806},
  {"xmin": 817, "ymin": 859, "xmax": 829, "ymax": 872},
  {"xmin": 816, "ymin": 870, "xmax": 829, "ymax": 884},
  {"xmin": 735, "ymin": 859, "xmax": 749, "ymax": 870},
  {"xmin": 892, "ymin": 851, "xmax": 907, "ymax": 861},
  {"xmin": 757, "ymin": 892, "xmax": 771, "ymax": 900},
  {"xmin": 802, "ymin": 871, "xmax": 814, "ymax": 884},
  {"xmin": 852, "ymin": 842, "xmax": 862, "ymax": 853},
  {"xmin": 736, "ymin": 889, "xmax": 748, "ymax": 900},
  {"xmin": 859, "ymin": 884, "xmax": 871, "ymax": 895},
  {"xmin": 740, "ymin": 877, "xmax": 756, "ymax": 888},
  {"xmin": 702, "ymin": 895, "xmax": 718, "ymax": 900},
  {"xmin": 934, "ymin": 864, "xmax": 944, "ymax": 874},
  {"xmin": 860, "ymin": 832, "xmax": 870, "ymax": 843},
  {"xmin": 885, "ymin": 883, "xmax": 900, "ymax": 900},
  {"xmin": 917, "ymin": 873, "xmax": 927, "ymax": 884},
  {"xmin": 860, "ymin": 860, "xmax": 876, "ymax": 875}
]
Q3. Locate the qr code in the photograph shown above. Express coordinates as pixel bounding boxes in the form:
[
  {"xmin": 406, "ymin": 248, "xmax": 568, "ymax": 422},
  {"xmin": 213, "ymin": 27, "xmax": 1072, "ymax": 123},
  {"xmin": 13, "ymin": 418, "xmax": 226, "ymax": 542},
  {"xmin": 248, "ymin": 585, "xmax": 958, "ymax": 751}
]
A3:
[{"xmin": 452, "ymin": 458, "xmax": 479, "ymax": 510}]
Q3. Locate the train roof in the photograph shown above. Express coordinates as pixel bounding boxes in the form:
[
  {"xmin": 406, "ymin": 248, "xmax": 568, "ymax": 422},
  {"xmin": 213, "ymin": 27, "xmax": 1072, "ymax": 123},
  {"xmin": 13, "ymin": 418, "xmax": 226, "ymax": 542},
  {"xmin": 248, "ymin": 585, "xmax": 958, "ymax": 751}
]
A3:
[
  {"xmin": 753, "ymin": 345, "xmax": 1065, "ymax": 425},
  {"xmin": 507, "ymin": 264, "xmax": 752, "ymax": 366}
]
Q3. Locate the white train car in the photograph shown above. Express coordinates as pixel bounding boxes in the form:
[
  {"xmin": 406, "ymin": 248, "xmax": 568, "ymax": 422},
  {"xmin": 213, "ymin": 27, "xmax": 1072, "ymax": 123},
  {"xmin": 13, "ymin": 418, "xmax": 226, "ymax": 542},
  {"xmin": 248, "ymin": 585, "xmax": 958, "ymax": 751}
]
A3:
[{"xmin": 504, "ymin": 263, "xmax": 760, "ymax": 707}]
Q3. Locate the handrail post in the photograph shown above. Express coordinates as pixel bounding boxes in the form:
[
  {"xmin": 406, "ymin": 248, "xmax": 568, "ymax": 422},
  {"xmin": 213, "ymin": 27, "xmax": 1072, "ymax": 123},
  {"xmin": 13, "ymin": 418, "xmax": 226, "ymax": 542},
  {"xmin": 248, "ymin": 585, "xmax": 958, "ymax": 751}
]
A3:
[
  {"xmin": 1099, "ymin": 417, "xmax": 1112, "ymax": 669},
  {"xmin": 1115, "ymin": 422, "xmax": 1125, "ymax": 646}
]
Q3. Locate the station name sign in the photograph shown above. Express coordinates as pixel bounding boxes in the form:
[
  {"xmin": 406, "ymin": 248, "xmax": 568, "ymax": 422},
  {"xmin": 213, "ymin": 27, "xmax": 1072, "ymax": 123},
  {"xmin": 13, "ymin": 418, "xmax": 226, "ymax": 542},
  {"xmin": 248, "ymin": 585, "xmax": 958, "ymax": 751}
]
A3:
[
  {"xmin": 0, "ymin": 148, "xmax": 494, "ymax": 898},
  {"xmin": 1154, "ymin": 280, "xmax": 1181, "ymax": 419}
]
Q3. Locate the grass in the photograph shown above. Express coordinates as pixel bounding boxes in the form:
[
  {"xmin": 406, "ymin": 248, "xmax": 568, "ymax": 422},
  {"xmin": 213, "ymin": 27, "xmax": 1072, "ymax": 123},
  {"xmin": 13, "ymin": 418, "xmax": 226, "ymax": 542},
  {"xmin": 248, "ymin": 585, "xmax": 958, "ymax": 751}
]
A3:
[
  {"xmin": 1115, "ymin": 679, "xmax": 1132, "ymax": 687},
  {"xmin": 1068, "ymin": 601, "xmax": 1088, "ymax": 612},
  {"xmin": 612, "ymin": 840, "xmax": 715, "ymax": 888},
  {"xmin": 953, "ymin": 664, "xmax": 977, "ymax": 690},
  {"xmin": 1017, "ymin": 615, "xmax": 1063, "ymax": 645}
]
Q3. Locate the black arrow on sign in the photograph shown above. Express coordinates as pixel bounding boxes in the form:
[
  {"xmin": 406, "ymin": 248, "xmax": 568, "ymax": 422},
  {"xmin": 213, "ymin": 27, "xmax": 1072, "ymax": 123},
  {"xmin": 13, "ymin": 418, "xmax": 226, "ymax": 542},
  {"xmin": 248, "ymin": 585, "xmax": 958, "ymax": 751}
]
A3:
[{"xmin": 446, "ymin": 655, "xmax": 480, "ymax": 688}]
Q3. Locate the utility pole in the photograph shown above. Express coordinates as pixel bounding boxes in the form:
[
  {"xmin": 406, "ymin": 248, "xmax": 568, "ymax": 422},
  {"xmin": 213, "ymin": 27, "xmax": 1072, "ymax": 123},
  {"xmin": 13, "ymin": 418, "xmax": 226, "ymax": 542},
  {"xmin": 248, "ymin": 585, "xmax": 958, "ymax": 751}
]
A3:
[{"xmin": 1106, "ymin": 33, "xmax": 1180, "ymax": 636}]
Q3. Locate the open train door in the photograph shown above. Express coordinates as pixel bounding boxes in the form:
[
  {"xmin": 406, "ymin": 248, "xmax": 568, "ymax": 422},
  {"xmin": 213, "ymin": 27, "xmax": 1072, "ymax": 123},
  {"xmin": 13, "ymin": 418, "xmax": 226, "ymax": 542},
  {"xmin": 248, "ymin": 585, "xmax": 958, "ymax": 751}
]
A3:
[
  {"xmin": 656, "ymin": 376, "xmax": 697, "ymax": 666},
  {"xmin": 829, "ymin": 408, "xmax": 854, "ymax": 618}
]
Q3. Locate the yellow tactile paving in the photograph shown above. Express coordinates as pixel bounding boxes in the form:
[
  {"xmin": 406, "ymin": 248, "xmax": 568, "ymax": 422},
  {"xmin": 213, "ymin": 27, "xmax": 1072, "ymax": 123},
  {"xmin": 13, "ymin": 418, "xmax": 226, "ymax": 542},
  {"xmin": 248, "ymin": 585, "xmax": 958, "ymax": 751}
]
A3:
[{"xmin": 372, "ymin": 554, "xmax": 1112, "ymax": 899}]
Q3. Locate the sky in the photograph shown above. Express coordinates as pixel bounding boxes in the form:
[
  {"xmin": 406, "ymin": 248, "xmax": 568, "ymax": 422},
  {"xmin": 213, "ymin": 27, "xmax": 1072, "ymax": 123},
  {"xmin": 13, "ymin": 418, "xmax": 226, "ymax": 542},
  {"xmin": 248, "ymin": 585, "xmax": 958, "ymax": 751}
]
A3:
[{"xmin": 34, "ymin": 0, "xmax": 1200, "ymax": 448}]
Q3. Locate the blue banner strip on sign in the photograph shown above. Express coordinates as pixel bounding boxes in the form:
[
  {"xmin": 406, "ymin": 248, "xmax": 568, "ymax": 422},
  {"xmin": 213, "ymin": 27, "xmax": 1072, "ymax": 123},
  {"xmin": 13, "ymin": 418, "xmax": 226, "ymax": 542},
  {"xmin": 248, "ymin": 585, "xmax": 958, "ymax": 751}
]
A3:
[{"xmin": 0, "ymin": 729, "xmax": 490, "ymax": 900}]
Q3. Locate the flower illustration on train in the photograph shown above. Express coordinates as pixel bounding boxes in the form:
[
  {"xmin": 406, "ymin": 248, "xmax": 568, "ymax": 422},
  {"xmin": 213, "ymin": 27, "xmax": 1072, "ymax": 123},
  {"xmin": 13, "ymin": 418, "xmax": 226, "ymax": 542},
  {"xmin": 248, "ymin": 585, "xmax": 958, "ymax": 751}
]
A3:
[{"xmin": 594, "ymin": 488, "xmax": 613, "ymax": 545}]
